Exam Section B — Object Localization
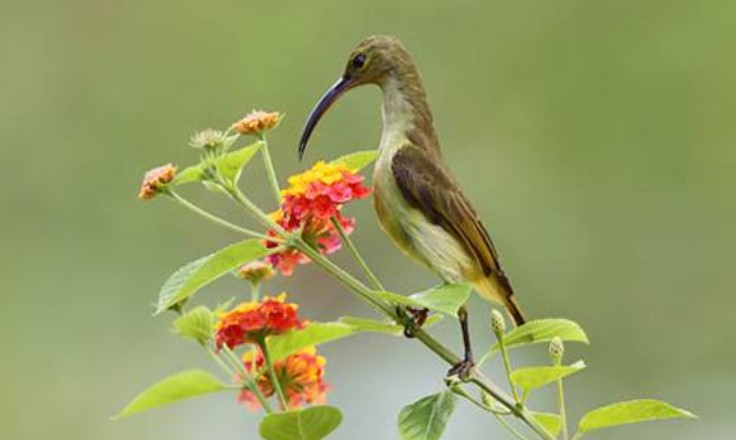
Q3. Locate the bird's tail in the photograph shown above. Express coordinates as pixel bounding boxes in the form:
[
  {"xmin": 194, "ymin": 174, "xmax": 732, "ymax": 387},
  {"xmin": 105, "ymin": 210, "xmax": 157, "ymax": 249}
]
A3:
[{"xmin": 473, "ymin": 273, "xmax": 526, "ymax": 327}]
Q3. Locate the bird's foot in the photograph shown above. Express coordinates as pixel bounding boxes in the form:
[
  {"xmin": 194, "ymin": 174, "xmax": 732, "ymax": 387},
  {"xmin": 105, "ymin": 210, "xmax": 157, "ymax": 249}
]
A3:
[
  {"xmin": 397, "ymin": 306, "xmax": 430, "ymax": 338},
  {"xmin": 446, "ymin": 359, "xmax": 475, "ymax": 382}
]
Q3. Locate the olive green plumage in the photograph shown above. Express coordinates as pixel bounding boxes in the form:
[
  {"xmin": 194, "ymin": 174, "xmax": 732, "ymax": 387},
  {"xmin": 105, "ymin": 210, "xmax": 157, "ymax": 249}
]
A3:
[{"xmin": 299, "ymin": 34, "xmax": 526, "ymax": 375}]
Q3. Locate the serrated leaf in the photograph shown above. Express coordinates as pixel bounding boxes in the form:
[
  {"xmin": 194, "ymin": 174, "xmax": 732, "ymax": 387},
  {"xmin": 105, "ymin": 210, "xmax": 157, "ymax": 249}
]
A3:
[
  {"xmin": 214, "ymin": 141, "xmax": 261, "ymax": 184},
  {"xmin": 532, "ymin": 412, "xmax": 562, "ymax": 436},
  {"xmin": 266, "ymin": 323, "xmax": 355, "ymax": 362},
  {"xmin": 492, "ymin": 319, "xmax": 589, "ymax": 352},
  {"xmin": 113, "ymin": 370, "xmax": 227, "ymax": 419},
  {"xmin": 172, "ymin": 165, "xmax": 204, "ymax": 185},
  {"xmin": 260, "ymin": 405, "xmax": 343, "ymax": 440},
  {"xmin": 172, "ymin": 306, "xmax": 214, "ymax": 344},
  {"xmin": 510, "ymin": 361, "xmax": 586, "ymax": 393},
  {"xmin": 155, "ymin": 240, "xmax": 273, "ymax": 314},
  {"xmin": 577, "ymin": 399, "xmax": 695, "ymax": 435},
  {"xmin": 375, "ymin": 283, "xmax": 470, "ymax": 317},
  {"xmin": 398, "ymin": 391, "xmax": 457, "ymax": 440},
  {"xmin": 330, "ymin": 150, "xmax": 378, "ymax": 171}
]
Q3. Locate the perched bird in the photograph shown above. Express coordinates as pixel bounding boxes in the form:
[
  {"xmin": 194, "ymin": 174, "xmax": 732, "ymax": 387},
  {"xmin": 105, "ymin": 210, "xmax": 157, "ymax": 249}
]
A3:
[{"xmin": 298, "ymin": 35, "xmax": 525, "ymax": 377}]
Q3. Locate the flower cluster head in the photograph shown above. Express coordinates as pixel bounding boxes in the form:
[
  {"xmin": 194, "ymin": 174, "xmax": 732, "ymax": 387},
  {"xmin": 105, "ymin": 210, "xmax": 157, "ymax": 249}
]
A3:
[
  {"xmin": 231, "ymin": 110, "xmax": 281, "ymax": 136},
  {"xmin": 215, "ymin": 294, "xmax": 305, "ymax": 349},
  {"xmin": 189, "ymin": 128, "xmax": 227, "ymax": 150},
  {"xmin": 235, "ymin": 260, "xmax": 276, "ymax": 285},
  {"xmin": 138, "ymin": 163, "xmax": 176, "ymax": 200},
  {"xmin": 239, "ymin": 346, "xmax": 329, "ymax": 410},
  {"xmin": 266, "ymin": 161, "xmax": 372, "ymax": 275}
]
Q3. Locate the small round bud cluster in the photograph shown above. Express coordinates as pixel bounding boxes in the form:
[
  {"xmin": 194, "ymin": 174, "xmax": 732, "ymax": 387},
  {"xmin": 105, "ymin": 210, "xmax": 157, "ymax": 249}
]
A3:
[
  {"xmin": 236, "ymin": 260, "xmax": 276, "ymax": 285},
  {"xmin": 231, "ymin": 110, "xmax": 281, "ymax": 136},
  {"xmin": 138, "ymin": 163, "xmax": 177, "ymax": 200},
  {"xmin": 549, "ymin": 336, "xmax": 565, "ymax": 362},
  {"xmin": 490, "ymin": 309, "xmax": 506, "ymax": 335},
  {"xmin": 189, "ymin": 128, "xmax": 227, "ymax": 150}
]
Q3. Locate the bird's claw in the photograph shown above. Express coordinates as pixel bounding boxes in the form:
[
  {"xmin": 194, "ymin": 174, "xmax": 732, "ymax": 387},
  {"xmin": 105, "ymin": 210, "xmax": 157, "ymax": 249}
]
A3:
[
  {"xmin": 397, "ymin": 306, "xmax": 430, "ymax": 338},
  {"xmin": 447, "ymin": 359, "xmax": 475, "ymax": 381}
]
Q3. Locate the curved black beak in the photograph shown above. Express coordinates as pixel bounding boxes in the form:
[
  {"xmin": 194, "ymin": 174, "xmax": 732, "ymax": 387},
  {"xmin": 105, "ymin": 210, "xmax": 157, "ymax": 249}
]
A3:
[{"xmin": 298, "ymin": 75, "xmax": 353, "ymax": 161}]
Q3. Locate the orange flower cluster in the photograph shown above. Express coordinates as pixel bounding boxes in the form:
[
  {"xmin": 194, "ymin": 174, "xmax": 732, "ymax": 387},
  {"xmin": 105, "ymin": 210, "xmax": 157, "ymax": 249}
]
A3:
[
  {"xmin": 138, "ymin": 163, "xmax": 176, "ymax": 200},
  {"xmin": 231, "ymin": 110, "xmax": 281, "ymax": 136},
  {"xmin": 266, "ymin": 161, "xmax": 372, "ymax": 275},
  {"xmin": 239, "ymin": 346, "xmax": 329, "ymax": 410},
  {"xmin": 215, "ymin": 294, "xmax": 305, "ymax": 349}
]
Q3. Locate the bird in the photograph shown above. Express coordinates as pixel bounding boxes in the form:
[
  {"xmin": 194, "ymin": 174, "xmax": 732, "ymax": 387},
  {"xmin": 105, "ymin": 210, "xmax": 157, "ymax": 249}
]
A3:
[{"xmin": 297, "ymin": 35, "xmax": 525, "ymax": 377}]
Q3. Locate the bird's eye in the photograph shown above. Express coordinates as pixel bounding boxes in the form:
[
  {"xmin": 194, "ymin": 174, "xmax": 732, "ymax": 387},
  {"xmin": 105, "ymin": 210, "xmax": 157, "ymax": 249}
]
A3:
[{"xmin": 352, "ymin": 53, "xmax": 367, "ymax": 69}]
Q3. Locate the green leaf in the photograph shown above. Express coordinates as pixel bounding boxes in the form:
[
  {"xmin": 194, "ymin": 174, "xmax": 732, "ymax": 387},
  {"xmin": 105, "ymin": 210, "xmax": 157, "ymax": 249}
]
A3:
[
  {"xmin": 330, "ymin": 150, "xmax": 378, "ymax": 171},
  {"xmin": 172, "ymin": 306, "xmax": 214, "ymax": 344},
  {"xmin": 260, "ymin": 405, "xmax": 343, "ymax": 440},
  {"xmin": 532, "ymin": 412, "xmax": 562, "ymax": 437},
  {"xmin": 375, "ymin": 283, "xmax": 471, "ymax": 317},
  {"xmin": 510, "ymin": 361, "xmax": 586, "ymax": 393},
  {"xmin": 155, "ymin": 239, "xmax": 273, "ymax": 314},
  {"xmin": 172, "ymin": 165, "xmax": 204, "ymax": 185},
  {"xmin": 338, "ymin": 316, "xmax": 403, "ymax": 334},
  {"xmin": 214, "ymin": 141, "xmax": 261, "ymax": 184},
  {"xmin": 577, "ymin": 399, "xmax": 695, "ymax": 435},
  {"xmin": 113, "ymin": 370, "xmax": 227, "ymax": 419},
  {"xmin": 398, "ymin": 391, "xmax": 457, "ymax": 440},
  {"xmin": 266, "ymin": 323, "xmax": 355, "ymax": 362},
  {"xmin": 409, "ymin": 283, "xmax": 471, "ymax": 316},
  {"xmin": 493, "ymin": 319, "xmax": 589, "ymax": 351},
  {"xmin": 338, "ymin": 315, "xmax": 444, "ymax": 336}
]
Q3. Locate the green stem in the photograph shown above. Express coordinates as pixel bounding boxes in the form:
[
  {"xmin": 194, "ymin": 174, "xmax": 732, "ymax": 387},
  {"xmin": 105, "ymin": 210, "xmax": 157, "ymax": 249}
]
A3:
[
  {"xmin": 226, "ymin": 184, "xmax": 286, "ymax": 235},
  {"xmin": 476, "ymin": 348, "xmax": 498, "ymax": 368},
  {"xmin": 330, "ymin": 216, "xmax": 384, "ymax": 290},
  {"xmin": 258, "ymin": 134, "xmax": 282, "ymax": 205},
  {"xmin": 250, "ymin": 283, "xmax": 262, "ymax": 302},
  {"xmin": 221, "ymin": 345, "xmax": 274, "ymax": 413},
  {"xmin": 259, "ymin": 337, "xmax": 289, "ymax": 410},
  {"xmin": 166, "ymin": 190, "xmax": 273, "ymax": 240},
  {"xmin": 555, "ymin": 358, "xmax": 568, "ymax": 440},
  {"xmin": 498, "ymin": 336, "xmax": 521, "ymax": 403},
  {"xmin": 495, "ymin": 413, "xmax": 532, "ymax": 440},
  {"xmin": 570, "ymin": 433, "xmax": 583, "ymax": 440}
]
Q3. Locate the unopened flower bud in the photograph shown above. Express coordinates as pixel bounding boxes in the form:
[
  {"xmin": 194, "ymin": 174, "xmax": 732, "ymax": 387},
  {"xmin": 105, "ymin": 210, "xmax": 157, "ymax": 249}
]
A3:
[
  {"xmin": 481, "ymin": 392, "xmax": 495, "ymax": 408},
  {"xmin": 549, "ymin": 336, "xmax": 564, "ymax": 363},
  {"xmin": 491, "ymin": 309, "xmax": 506, "ymax": 335},
  {"xmin": 138, "ymin": 163, "xmax": 176, "ymax": 200},
  {"xmin": 235, "ymin": 260, "xmax": 276, "ymax": 285},
  {"xmin": 231, "ymin": 110, "xmax": 282, "ymax": 136},
  {"xmin": 189, "ymin": 128, "xmax": 227, "ymax": 150}
]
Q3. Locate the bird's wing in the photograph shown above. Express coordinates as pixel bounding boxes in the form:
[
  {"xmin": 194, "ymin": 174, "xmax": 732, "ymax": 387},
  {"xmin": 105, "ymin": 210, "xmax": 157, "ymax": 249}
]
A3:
[{"xmin": 391, "ymin": 143, "xmax": 503, "ymax": 277}]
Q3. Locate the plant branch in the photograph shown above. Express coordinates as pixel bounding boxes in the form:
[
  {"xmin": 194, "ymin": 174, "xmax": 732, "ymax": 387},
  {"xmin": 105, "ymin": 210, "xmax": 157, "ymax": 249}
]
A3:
[
  {"xmin": 295, "ymin": 238, "xmax": 555, "ymax": 440},
  {"xmin": 166, "ymin": 190, "xmax": 273, "ymax": 240},
  {"xmin": 330, "ymin": 216, "xmax": 384, "ymax": 290},
  {"xmin": 221, "ymin": 345, "xmax": 274, "ymax": 413},
  {"xmin": 258, "ymin": 134, "xmax": 283, "ymax": 205},
  {"xmin": 258, "ymin": 337, "xmax": 289, "ymax": 410}
]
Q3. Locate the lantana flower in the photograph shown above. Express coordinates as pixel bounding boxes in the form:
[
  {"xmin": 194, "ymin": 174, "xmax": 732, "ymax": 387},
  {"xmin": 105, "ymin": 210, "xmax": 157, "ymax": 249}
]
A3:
[
  {"xmin": 235, "ymin": 260, "xmax": 276, "ymax": 285},
  {"xmin": 239, "ymin": 346, "xmax": 329, "ymax": 410},
  {"xmin": 266, "ymin": 161, "xmax": 372, "ymax": 275},
  {"xmin": 138, "ymin": 163, "xmax": 176, "ymax": 200},
  {"xmin": 231, "ymin": 110, "xmax": 281, "ymax": 136},
  {"xmin": 215, "ymin": 294, "xmax": 305, "ymax": 349}
]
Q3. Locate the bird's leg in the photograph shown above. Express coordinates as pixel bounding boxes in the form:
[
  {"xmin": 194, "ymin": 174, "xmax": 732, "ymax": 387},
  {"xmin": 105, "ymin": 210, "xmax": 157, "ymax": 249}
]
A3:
[
  {"xmin": 447, "ymin": 305, "xmax": 474, "ymax": 380},
  {"xmin": 396, "ymin": 305, "xmax": 430, "ymax": 338}
]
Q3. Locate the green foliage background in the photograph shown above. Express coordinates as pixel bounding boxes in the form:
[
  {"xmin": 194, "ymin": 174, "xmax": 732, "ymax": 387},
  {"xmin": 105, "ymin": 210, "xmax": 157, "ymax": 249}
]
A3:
[{"xmin": 1, "ymin": 0, "xmax": 733, "ymax": 438}]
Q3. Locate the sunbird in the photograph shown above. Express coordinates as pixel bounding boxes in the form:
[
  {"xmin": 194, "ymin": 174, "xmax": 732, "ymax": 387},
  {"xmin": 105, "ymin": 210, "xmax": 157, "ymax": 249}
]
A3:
[{"xmin": 298, "ymin": 35, "xmax": 525, "ymax": 377}]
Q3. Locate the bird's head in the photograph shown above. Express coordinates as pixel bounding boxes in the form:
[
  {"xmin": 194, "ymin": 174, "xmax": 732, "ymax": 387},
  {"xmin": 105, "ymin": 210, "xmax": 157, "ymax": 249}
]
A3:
[{"xmin": 298, "ymin": 35, "xmax": 412, "ymax": 160}]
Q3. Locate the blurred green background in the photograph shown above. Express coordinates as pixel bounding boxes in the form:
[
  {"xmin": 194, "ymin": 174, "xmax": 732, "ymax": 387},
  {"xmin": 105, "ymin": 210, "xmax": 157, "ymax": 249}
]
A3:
[{"xmin": 2, "ymin": 0, "xmax": 734, "ymax": 438}]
